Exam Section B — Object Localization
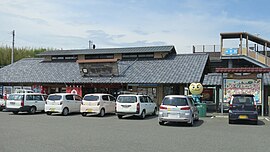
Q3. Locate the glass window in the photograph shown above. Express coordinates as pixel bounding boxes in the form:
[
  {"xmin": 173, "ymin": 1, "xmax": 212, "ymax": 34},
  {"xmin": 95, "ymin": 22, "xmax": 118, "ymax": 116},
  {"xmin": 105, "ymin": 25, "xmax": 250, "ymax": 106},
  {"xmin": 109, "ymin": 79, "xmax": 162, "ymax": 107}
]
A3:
[
  {"xmin": 65, "ymin": 95, "xmax": 74, "ymax": 100},
  {"xmin": 162, "ymin": 97, "xmax": 188, "ymax": 106},
  {"xmin": 84, "ymin": 95, "xmax": 99, "ymax": 101},
  {"xmin": 139, "ymin": 96, "xmax": 148, "ymax": 103},
  {"xmin": 147, "ymin": 96, "xmax": 153, "ymax": 103},
  {"xmin": 48, "ymin": 95, "xmax": 62, "ymax": 100},
  {"xmin": 232, "ymin": 96, "xmax": 254, "ymax": 104},
  {"xmin": 33, "ymin": 95, "xmax": 42, "ymax": 101},
  {"xmin": 117, "ymin": 96, "xmax": 137, "ymax": 103},
  {"xmin": 109, "ymin": 96, "xmax": 116, "ymax": 102},
  {"xmin": 26, "ymin": 95, "xmax": 34, "ymax": 100},
  {"xmin": 102, "ymin": 95, "xmax": 109, "ymax": 101},
  {"xmin": 74, "ymin": 95, "xmax": 82, "ymax": 101},
  {"xmin": 7, "ymin": 94, "xmax": 23, "ymax": 100}
]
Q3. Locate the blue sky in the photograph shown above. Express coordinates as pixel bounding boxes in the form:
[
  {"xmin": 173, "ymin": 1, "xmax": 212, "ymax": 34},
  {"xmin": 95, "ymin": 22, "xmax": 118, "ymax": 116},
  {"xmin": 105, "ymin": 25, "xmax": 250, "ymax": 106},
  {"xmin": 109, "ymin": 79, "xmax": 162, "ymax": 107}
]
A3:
[{"xmin": 0, "ymin": 0, "xmax": 269, "ymax": 53}]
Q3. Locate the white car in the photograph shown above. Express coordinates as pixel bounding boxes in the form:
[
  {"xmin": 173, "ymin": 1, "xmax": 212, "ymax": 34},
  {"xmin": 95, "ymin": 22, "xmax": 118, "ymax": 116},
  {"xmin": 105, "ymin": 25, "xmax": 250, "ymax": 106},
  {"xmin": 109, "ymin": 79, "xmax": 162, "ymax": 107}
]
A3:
[
  {"xmin": 5, "ymin": 93, "xmax": 46, "ymax": 114},
  {"xmin": 116, "ymin": 94, "xmax": 157, "ymax": 119},
  {"xmin": 158, "ymin": 95, "xmax": 199, "ymax": 126},
  {"xmin": 45, "ymin": 93, "xmax": 82, "ymax": 116},
  {"xmin": 80, "ymin": 94, "xmax": 116, "ymax": 117}
]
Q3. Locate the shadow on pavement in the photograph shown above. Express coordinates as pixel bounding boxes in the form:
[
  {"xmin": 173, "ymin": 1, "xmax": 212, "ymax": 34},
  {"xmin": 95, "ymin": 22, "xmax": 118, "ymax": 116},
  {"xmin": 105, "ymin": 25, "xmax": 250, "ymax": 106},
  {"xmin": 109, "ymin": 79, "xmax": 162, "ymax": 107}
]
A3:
[
  {"xmin": 229, "ymin": 120, "xmax": 265, "ymax": 126},
  {"xmin": 160, "ymin": 119, "xmax": 204, "ymax": 127}
]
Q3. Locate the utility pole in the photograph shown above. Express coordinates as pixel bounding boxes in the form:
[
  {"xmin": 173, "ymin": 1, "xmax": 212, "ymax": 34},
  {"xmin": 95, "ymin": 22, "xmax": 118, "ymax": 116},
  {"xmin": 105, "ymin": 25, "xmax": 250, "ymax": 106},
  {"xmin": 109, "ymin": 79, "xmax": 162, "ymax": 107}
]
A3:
[{"xmin": 11, "ymin": 30, "xmax": 15, "ymax": 64}]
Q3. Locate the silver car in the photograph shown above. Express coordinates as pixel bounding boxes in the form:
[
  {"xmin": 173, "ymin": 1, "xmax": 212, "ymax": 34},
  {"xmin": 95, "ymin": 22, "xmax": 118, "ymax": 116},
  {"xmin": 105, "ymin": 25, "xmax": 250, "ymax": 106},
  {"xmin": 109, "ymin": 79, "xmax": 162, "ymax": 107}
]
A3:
[{"xmin": 158, "ymin": 95, "xmax": 199, "ymax": 126}]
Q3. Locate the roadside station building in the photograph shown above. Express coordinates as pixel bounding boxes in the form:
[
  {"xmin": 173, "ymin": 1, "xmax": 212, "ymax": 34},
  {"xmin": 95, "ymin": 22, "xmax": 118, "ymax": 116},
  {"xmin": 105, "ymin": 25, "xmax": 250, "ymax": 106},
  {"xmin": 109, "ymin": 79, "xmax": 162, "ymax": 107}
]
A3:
[{"xmin": 0, "ymin": 45, "xmax": 209, "ymax": 105}]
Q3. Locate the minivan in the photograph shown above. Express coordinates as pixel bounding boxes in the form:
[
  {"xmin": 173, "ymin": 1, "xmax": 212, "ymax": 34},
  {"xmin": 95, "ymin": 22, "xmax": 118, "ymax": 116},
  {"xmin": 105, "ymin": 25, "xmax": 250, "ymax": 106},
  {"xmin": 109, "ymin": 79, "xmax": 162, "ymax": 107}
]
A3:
[
  {"xmin": 6, "ymin": 93, "xmax": 46, "ymax": 114},
  {"xmin": 158, "ymin": 95, "xmax": 199, "ymax": 126},
  {"xmin": 45, "ymin": 93, "xmax": 82, "ymax": 116},
  {"xmin": 81, "ymin": 94, "xmax": 116, "ymax": 117},
  {"xmin": 228, "ymin": 94, "xmax": 258, "ymax": 125},
  {"xmin": 116, "ymin": 94, "xmax": 157, "ymax": 119}
]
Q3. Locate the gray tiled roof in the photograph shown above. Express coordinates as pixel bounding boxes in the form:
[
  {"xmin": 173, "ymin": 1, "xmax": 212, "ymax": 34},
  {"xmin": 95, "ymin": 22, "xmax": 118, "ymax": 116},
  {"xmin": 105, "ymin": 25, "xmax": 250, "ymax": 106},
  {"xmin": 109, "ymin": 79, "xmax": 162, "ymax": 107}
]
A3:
[
  {"xmin": 203, "ymin": 73, "xmax": 270, "ymax": 86},
  {"xmin": 0, "ymin": 54, "xmax": 208, "ymax": 84},
  {"xmin": 38, "ymin": 45, "xmax": 175, "ymax": 56},
  {"xmin": 203, "ymin": 73, "xmax": 222, "ymax": 86}
]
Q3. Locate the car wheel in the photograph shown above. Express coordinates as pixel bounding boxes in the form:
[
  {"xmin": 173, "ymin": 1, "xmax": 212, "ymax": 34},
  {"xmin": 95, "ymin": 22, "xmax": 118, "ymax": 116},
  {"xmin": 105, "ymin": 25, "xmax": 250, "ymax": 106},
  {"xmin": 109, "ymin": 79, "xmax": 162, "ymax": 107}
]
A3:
[
  {"xmin": 46, "ymin": 112, "xmax": 52, "ymax": 115},
  {"xmin": 159, "ymin": 121, "xmax": 165, "ymax": 125},
  {"xmin": 188, "ymin": 117, "xmax": 194, "ymax": 126},
  {"xmin": 28, "ymin": 106, "xmax": 36, "ymax": 114},
  {"xmin": 140, "ymin": 110, "xmax": 146, "ymax": 119},
  {"xmin": 81, "ymin": 112, "xmax": 87, "ymax": 117},
  {"xmin": 12, "ymin": 111, "xmax": 19, "ymax": 115},
  {"xmin": 117, "ymin": 115, "xmax": 123, "ymax": 119},
  {"xmin": 195, "ymin": 113, "xmax": 199, "ymax": 121},
  {"xmin": 152, "ymin": 108, "xmax": 157, "ymax": 116},
  {"xmin": 99, "ymin": 109, "xmax": 105, "ymax": 117},
  {"xmin": 62, "ymin": 108, "xmax": 69, "ymax": 116}
]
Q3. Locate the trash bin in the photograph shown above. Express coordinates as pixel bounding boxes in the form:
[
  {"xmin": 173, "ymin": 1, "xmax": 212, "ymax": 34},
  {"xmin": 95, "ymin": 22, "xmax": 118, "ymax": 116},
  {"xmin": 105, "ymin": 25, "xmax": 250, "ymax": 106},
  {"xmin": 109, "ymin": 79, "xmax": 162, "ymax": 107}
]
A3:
[{"xmin": 196, "ymin": 103, "xmax": 207, "ymax": 117}]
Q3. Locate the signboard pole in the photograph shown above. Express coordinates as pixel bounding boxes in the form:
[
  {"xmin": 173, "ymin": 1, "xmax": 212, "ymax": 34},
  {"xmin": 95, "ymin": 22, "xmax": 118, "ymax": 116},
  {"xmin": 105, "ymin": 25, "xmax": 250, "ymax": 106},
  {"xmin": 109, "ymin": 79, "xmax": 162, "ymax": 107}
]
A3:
[
  {"xmin": 262, "ymin": 74, "xmax": 264, "ymax": 116},
  {"xmin": 221, "ymin": 73, "xmax": 224, "ymax": 115}
]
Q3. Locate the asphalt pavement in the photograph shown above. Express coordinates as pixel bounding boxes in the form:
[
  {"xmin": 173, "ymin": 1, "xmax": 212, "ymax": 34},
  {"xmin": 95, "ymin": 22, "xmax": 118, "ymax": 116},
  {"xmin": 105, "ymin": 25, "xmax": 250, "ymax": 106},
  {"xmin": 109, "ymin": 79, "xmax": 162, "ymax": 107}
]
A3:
[{"xmin": 0, "ymin": 112, "xmax": 269, "ymax": 152}]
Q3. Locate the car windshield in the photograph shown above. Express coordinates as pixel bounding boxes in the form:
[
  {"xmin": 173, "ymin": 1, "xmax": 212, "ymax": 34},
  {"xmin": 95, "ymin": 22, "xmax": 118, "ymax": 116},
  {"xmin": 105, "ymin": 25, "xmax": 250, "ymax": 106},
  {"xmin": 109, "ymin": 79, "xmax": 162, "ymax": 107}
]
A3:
[
  {"xmin": 7, "ymin": 94, "xmax": 23, "ymax": 100},
  {"xmin": 232, "ymin": 96, "xmax": 254, "ymax": 105},
  {"xmin": 48, "ymin": 95, "xmax": 62, "ymax": 100},
  {"xmin": 117, "ymin": 96, "xmax": 137, "ymax": 103},
  {"xmin": 84, "ymin": 95, "xmax": 99, "ymax": 101},
  {"xmin": 162, "ymin": 97, "xmax": 188, "ymax": 106}
]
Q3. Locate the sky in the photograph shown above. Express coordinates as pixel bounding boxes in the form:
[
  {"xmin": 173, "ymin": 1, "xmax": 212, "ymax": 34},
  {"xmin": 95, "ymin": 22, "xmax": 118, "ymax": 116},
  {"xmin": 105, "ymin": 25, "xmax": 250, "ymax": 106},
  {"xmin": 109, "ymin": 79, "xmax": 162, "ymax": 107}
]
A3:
[{"xmin": 0, "ymin": 0, "xmax": 270, "ymax": 53}]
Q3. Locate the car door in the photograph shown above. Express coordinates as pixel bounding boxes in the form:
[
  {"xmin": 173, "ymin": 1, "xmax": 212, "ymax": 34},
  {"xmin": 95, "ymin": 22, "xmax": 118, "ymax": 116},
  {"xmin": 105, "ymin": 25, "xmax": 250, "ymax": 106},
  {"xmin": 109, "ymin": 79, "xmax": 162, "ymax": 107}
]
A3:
[
  {"xmin": 139, "ymin": 96, "xmax": 148, "ymax": 114},
  {"xmin": 109, "ymin": 95, "xmax": 116, "ymax": 113},
  {"xmin": 74, "ymin": 95, "xmax": 82, "ymax": 112},
  {"xmin": 102, "ymin": 95, "xmax": 110, "ymax": 113},
  {"xmin": 33, "ymin": 94, "xmax": 45, "ymax": 111},
  {"xmin": 25, "ymin": 94, "xmax": 35, "ymax": 107},
  {"xmin": 65, "ymin": 95, "xmax": 74, "ymax": 112},
  {"xmin": 147, "ymin": 96, "xmax": 155, "ymax": 114}
]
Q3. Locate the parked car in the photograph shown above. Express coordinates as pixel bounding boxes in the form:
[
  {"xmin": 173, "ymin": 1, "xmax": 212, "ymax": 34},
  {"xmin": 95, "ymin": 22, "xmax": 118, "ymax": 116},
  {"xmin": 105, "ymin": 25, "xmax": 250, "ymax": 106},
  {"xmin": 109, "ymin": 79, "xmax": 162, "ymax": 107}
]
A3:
[
  {"xmin": 80, "ymin": 93, "xmax": 116, "ymax": 117},
  {"xmin": 5, "ymin": 93, "xmax": 46, "ymax": 114},
  {"xmin": 0, "ymin": 95, "xmax": 5, "ymax": 111},
  {"xmin": 45, "ymin": 93, "xmax": 82, "ymax": 116},
  {"xmin": 158, "ymin": 95, "xmax": 199, "ymax": 126},
  {"xmin": 228, "ymin": 94, "xmax": 258, "ymax": 125},
  {"xmin": 116, "ymin": 94, "xmax": 157, "ymax": 119}
]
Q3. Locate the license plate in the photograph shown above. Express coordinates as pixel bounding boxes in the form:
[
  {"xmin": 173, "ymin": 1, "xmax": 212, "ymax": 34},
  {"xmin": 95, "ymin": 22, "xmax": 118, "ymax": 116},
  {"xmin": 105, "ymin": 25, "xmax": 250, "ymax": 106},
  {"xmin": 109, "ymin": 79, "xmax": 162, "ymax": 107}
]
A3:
[
  {"xmin": 239, "ymin": 115, "xmax": 248, "ymax": 119},
  {"xmin": 50, "ymin": 108, "xmax": 55, "ymax": 111},
  {"xmin": 10, "ymin": 102, "xmax": 15, "ymax": 105},
  {"xmin": 87, "ymin": 109, "xmax": 92, "ymax": 112},
  {"xmin": 167, "ymin": 108, "xmax": 171, "ymax": 111},
  {"xmin": 168, "ymin": 113, "xmax": 179, "ymax": 118}
]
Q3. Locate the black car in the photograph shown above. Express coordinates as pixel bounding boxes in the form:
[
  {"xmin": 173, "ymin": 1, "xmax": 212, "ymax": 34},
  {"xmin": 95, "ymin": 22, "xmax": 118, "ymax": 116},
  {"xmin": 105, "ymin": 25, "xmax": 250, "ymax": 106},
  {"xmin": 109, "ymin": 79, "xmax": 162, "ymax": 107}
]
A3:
[{"xmin": 228, "ymin": 94, "xmax": 258, "ymax": 125}]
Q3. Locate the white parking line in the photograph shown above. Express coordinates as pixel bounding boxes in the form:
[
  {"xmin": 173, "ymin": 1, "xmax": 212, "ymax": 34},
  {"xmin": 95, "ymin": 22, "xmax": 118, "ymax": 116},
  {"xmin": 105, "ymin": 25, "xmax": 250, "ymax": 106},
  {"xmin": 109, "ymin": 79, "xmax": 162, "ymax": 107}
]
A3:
[
  {"xmin": 264, "ymin": 117, "xmax": 270, "ymax": 121},
  {"xmin": 211, "ymin": 116, "xmax": 215, "ymax": 119}
]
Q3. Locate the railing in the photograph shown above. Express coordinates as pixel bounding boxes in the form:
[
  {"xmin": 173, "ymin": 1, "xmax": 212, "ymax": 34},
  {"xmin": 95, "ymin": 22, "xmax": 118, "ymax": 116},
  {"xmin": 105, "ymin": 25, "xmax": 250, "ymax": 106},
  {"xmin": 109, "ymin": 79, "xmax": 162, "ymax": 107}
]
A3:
[
  {"xmin": 193, "ymin": 45, "xmax": 221, "ymax": 53},
  {"xmin": 222, "ymin": 48, "xmax": 270, "ymax": 67}
]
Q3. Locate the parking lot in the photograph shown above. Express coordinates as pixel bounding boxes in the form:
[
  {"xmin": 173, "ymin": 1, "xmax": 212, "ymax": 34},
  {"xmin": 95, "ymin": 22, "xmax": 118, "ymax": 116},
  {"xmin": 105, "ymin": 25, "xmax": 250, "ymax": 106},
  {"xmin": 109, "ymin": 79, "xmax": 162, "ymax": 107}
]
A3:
[{"xmin": 0, "ymin": 112, "xmax": 269, "ymax": 152}]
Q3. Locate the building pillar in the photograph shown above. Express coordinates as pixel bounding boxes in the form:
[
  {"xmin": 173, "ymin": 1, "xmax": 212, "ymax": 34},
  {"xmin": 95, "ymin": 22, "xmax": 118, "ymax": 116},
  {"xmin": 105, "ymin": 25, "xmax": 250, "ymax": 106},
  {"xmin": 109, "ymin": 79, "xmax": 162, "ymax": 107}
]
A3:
[{"xmin": 240, "ymin": 34, "xmax": 243, "ymax": 55}]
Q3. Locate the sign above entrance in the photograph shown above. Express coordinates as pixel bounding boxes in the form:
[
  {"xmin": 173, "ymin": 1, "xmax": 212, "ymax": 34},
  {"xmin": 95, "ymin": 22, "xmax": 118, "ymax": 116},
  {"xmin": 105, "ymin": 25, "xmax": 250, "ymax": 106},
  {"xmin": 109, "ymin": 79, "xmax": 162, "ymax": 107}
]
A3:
[
  {"xmin": 223, "ymin": 48, "xmax": 238, "ymax": 55},
  {"xmin": 79, "ymin": 62, "xmax": 119, "ymax": 77}
]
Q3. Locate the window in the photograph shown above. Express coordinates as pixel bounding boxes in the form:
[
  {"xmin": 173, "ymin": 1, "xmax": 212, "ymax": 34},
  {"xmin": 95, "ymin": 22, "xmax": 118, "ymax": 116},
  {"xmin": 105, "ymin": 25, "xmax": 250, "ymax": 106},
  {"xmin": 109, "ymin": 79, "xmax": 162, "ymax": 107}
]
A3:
[
  {"xmin": 51, "ymin": 56, "xmax": 77, "ymax": 61},
  {"xmin": 147, "ymin": 96, "xmax": 153, "ymax": 103},
  {"xmin": 162, "ymin": 97, "xmax": 188, "ymax": 106},
  {"xmin": 117, "ymin": 96, "xmax": 137, "ymax": 103},
  {"xmin": 26, "ymin": 95, "xmax": 34, "ymax": 100},
  {"xmin": 102, "ymin": 95, "xmax": 109, "ymax": 101},
  {"xmin": 48, "ymin": 95, "xmax": 62, "ymax": 100},
  {"xmin": 74, "ymin": 95, "xmax": 82, "ymax": 101},
  {"xmin": 84, "ymin": 95, "xmax": 99, "ymax": 101},
  {"xmin": 139, "ymin": 96, "xmax": 148, "ymax": 103},
  {"xmin": 8, "ymin": 95, "xmax": 23, "ymax": 100},
  {"xmin": 65, "ymin": 95, "xmax": 74, "ymax": 100},
  {"xmin": 123, "ymin": 53, "xmax": 154, "ymax": 59},
  {"xmin": 33, "ymin": 95, "xmax": 42, "ymax": 101},
  {"xmin": 109, "ymin": 96, "xmax": 116, "ymax": 102},
  {"xmin": 85, "ymin": 54, "xmax": 114, "ymax": 60}
]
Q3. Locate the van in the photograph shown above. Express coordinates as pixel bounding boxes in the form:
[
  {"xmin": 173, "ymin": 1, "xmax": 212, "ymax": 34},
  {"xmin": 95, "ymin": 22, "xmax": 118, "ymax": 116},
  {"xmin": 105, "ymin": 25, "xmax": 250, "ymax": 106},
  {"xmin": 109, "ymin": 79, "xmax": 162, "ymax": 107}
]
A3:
[
  {"xmin": 116, "ymin": 94, "xmax": 157, "ymax": 119},
  {"xmin": 45, "ymin": 93, "xmax": 82, "ymax": 116},
  {"xmin": 6, "ymin": 93, "xmax": 46, "ymax": 114},
  {"xmin": 80, "ymin": 94, "xmax": 116, "ymax": 117},
  {"xmin": 228, "ymin": 94, "xmax": 258, "ymax": 125}
]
